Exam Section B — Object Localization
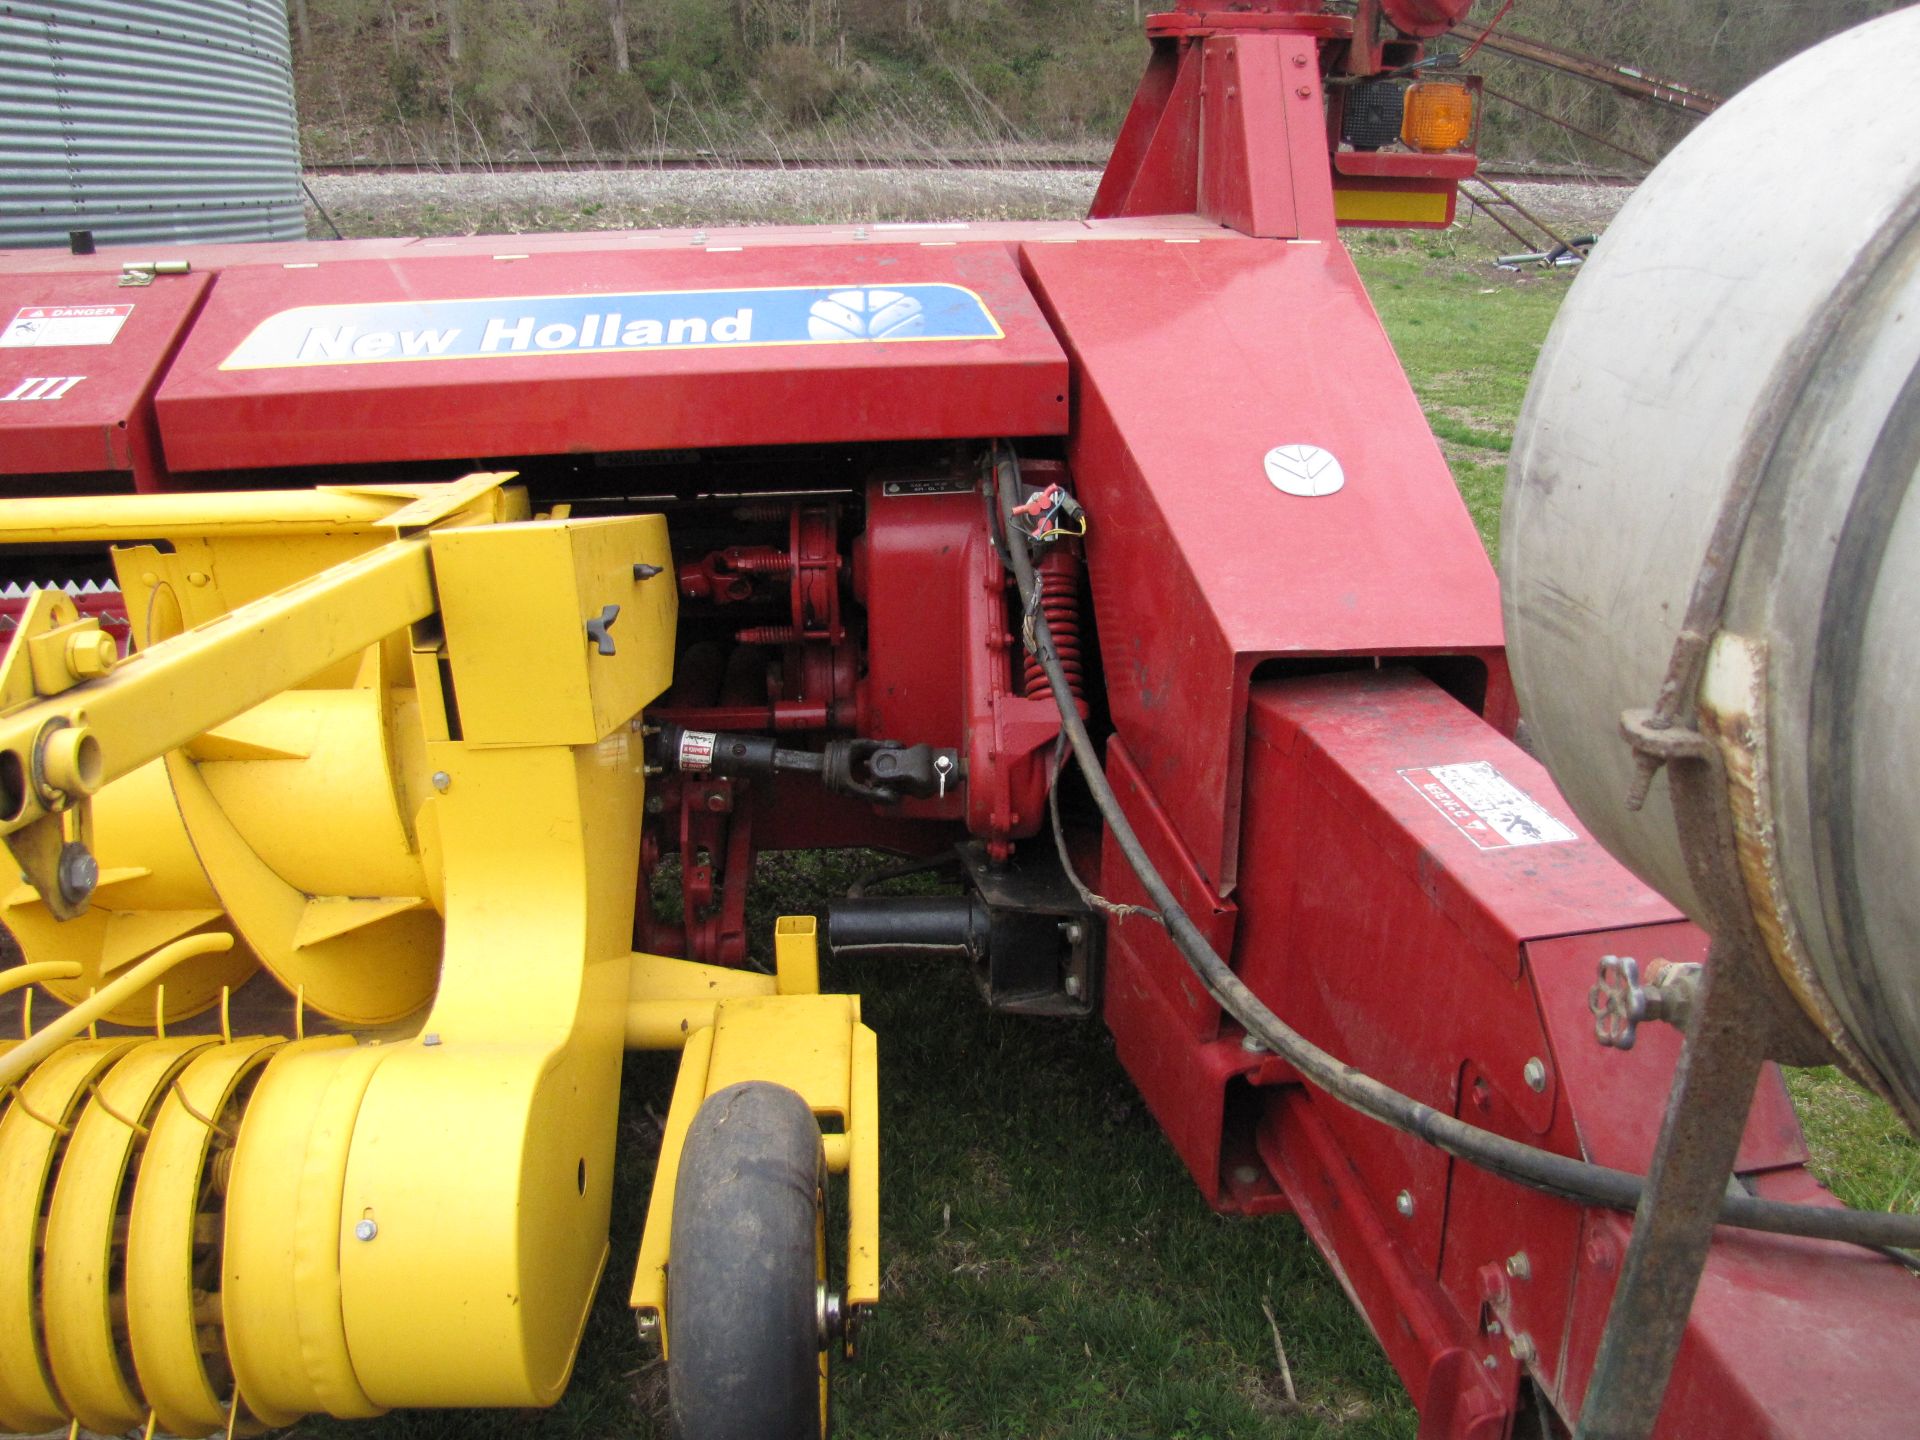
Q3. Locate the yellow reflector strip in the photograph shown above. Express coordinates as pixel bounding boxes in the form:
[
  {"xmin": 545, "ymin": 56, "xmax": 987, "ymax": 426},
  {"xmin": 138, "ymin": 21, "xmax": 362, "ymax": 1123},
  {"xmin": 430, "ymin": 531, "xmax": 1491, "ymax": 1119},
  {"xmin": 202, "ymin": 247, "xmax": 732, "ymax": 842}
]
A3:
[
  {"xmin": 1403, "ymin": 81, "xmax": 1475, "ymax": 154},
  {"xmin": 1334, "ymin": 188, "xmax": 1452, "ymax": 226}
]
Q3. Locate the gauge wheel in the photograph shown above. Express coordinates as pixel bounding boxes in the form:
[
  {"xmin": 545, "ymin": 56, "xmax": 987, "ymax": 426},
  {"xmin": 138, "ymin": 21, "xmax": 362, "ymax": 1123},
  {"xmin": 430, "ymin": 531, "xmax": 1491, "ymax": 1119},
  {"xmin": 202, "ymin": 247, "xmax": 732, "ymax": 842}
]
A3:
[{"xmin": 668, "ymin": 1081, "xmax": 831, "ymax": 1440}]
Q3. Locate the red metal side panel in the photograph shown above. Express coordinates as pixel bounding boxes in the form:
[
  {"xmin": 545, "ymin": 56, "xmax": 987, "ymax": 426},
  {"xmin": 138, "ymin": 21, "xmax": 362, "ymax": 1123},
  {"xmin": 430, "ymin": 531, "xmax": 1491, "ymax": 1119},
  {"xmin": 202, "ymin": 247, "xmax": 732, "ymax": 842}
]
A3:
[
  {"xmin": 1198, "ymin": 35, "xmax": 1336, "ymax": 240},
  {"xmin": 1098, "ymin": 736, "xmax": 1253, "ymax": 1208},
  {"xmin": 1021, "ymin": 237, "xmax": 1501, "ymax": 892},
  {"xmin": 1088, "ymin": 39, "xmax": 1194, "ymax": 220},
  {"xmin": 1570, "ymin": 1181, "xmax": 1920, "ymax": 1439},
  {"xmin": 1211, "ymin": 668, "xmax": 1920, "ymax": 1438},
  {"xmin": 0, "ymin": 271, "xmax": 209, "ymax": 488},
  {"xmin": 155, "ymin": 244, "xmax": 1068, "ymax": 471}
]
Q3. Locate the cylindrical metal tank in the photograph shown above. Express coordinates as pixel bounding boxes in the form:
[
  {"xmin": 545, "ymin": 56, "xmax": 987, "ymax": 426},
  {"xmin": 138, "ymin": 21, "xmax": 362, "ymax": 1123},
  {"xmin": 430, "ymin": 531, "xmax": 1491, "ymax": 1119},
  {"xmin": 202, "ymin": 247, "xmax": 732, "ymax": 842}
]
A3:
[
  {"xmin": 1502, "ymin": 8, "xmax": 1920, "ymax": 1128},
  {"xmin": 0, "ymin": 0, "xmax": 303, "ymax": 249}
]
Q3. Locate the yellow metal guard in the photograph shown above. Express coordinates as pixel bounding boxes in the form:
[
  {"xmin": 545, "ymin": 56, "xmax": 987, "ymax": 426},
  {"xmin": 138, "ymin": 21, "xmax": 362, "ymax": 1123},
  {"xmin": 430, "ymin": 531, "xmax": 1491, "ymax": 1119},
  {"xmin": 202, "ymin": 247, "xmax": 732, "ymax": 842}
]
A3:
[{"xmin": 0, "ymin": 476, "xmax": 881, "ymax": 1434}]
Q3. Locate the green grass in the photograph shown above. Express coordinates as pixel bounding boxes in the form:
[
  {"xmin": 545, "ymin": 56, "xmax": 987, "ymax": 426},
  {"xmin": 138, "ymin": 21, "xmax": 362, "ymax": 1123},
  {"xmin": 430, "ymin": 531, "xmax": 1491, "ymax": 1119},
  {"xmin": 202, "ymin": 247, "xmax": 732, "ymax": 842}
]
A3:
[
  {"xmin": 290, "ymin": 209, "xmax": 1917, "ymax": 1440},
  {"xmin": 1348, "ymin": 232, "xmax": 1575, "ymax": 558},
  {"xmin": 305, "ymin": 852, "xmax": 1417, "ymax": 1440}
]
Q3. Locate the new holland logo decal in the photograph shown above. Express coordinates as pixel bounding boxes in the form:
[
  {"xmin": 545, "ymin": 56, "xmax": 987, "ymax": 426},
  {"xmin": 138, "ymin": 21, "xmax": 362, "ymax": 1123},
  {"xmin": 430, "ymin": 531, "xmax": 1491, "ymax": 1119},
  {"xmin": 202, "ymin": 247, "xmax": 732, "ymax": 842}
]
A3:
[{"xmin": 219, "ymin": 284, "xmax": 1003, "ymax": 370}]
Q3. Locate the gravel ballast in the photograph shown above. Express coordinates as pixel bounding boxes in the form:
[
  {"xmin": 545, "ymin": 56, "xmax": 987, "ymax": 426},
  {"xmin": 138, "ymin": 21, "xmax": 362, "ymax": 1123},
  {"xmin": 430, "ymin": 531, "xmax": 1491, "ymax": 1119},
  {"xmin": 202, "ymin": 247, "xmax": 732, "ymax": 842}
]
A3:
[{"xmin": 302, "ymin": 167, "xmax": 1631, "ymax": 241}]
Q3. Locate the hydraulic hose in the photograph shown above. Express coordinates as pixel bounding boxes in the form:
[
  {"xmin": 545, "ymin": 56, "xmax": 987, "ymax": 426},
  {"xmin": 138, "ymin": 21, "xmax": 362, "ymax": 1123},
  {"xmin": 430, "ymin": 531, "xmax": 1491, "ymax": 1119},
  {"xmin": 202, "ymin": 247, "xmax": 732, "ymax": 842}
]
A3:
[{"xmin": 993, "ymin": 446, "xmax": 1920, "ymax": 1253}]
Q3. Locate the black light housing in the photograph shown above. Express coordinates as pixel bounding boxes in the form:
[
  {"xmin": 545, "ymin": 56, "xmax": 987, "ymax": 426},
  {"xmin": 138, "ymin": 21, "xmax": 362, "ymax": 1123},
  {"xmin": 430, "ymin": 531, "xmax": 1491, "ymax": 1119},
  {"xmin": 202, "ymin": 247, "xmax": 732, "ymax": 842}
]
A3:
[{"xmin": 1341, "ymin": 79, "xmax": 1408, "ymax": 151}]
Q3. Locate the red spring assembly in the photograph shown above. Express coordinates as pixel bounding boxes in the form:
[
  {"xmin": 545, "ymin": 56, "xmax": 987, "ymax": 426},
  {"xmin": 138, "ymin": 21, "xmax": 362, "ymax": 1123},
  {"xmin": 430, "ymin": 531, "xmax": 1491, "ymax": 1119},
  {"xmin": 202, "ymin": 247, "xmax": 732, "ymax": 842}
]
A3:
[
  {"xmin": 736, "ymin": 624, "xmax": 803, "ymax": 645},
  {"xmin": 1024, "ymin": 550, "xmax": 1084, "ymax": 701},
  {"xmin": 732, "ymin": 503, "xmax": 789, "ymax": 524},
  {"xmin": 724, "ymin": 546, "xmax": 791, "ymax": 575}
]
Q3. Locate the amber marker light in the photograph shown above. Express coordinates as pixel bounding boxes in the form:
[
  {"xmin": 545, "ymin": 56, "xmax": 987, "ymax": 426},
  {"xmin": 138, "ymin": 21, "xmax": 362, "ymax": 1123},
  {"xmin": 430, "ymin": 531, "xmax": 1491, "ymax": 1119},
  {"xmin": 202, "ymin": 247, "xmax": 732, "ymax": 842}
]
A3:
[{"xmin": 1402, "ymin": 80, "xmax": 1476, "ymax": 153}]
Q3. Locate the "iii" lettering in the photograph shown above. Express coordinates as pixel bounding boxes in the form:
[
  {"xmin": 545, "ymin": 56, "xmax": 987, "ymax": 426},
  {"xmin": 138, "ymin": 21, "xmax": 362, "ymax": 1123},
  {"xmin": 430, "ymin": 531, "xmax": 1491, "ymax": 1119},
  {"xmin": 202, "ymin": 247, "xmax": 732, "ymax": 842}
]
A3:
[{"xmin": 0, "ymin": 376, "xmax": 85, "ymax": 402}]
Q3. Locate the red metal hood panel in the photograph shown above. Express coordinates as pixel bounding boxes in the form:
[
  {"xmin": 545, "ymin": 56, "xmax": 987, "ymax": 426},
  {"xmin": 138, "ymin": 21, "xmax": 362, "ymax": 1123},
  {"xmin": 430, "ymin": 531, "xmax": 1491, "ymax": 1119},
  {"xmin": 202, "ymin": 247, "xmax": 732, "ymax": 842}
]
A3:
[
  {"xmin": 1022, "ymin": 237, "xmax": 1501, "ymax": 658},
  {"xmin": 155, "ymin": 243, "xmax": 1068, "ymax": 471},
  {"xmin": 0, "ymin": 270, "xmax": 210, "ymax": 486},
  {"xmin": 1022, "ymin": 237, "xmax": 1503, "ymax": 892}
]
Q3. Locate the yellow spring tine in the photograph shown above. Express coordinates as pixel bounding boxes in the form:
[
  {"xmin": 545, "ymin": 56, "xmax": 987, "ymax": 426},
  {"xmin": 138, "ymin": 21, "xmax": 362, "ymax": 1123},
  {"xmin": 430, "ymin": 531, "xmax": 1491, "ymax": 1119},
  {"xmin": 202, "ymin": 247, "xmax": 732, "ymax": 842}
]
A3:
[
  {"xmin": 153, "ymin": 985, "xmax": 166, "ymax": 1041},
  {"xmin": 2, "ymin": 1083, "xmax": 73, "ymax": 1138},
  {"xmin": 89, "ymin": 1091, "xmax": 150, "ymax": 1138},
  {"xmin": 166, "ymin": 1075, "xmax": 236, "ymax": 1144}
]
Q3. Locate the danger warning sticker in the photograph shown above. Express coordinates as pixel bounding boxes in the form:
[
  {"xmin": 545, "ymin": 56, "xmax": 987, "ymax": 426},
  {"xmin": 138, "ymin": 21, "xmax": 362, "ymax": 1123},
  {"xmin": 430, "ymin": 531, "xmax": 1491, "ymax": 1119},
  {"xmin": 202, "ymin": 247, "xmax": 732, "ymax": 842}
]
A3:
[
  {"xmin": 677, "ymin": 730, "xmax": 717, "ymax": 771},
  {"xmin": 1399, "ymin": 761, "xmax": 1576, "ymax": 850},
  {"xmin": 0, "ymin": 305, "xmax": 134, "ymax": 348}
]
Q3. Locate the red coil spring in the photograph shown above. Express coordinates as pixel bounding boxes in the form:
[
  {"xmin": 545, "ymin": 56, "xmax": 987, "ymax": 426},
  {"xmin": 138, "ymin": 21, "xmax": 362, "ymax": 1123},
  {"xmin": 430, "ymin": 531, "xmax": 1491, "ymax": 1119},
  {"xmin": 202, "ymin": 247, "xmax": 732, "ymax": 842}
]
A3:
[
  {"xmin": 723, "ymin": 546, "xmax": 791, "ymax": 575},
  {"xmin": 1024, "ymin": 554, "xmax": 1084, "ymax": 701},
  {"xmin": 732, "ymin": 503, "xmax": 789, "ymax": 524}
]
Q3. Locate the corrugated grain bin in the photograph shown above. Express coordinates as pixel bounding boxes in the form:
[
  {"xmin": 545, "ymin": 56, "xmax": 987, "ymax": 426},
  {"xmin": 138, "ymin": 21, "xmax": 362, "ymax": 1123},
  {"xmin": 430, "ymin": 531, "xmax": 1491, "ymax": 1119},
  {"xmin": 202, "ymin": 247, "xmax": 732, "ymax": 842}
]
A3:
[{"xmin": 0, "ymin": 0, "xmax": 303, "ymax": 249}]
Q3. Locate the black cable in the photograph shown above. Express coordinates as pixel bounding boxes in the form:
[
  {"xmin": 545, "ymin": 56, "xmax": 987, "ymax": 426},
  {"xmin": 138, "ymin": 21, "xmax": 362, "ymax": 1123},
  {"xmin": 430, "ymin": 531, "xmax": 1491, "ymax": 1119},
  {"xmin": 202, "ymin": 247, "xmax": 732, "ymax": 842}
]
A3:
[
  {"xmin": 846, "ymin": 852, "xmax": 962, "ymax": 901},
  {"xmin": 301, "ymin": 176, "xmax": 345, "ymax": 240},
  {"xmin": 993, "ymin": 444, "xmax": 1920, "ymax": 1256}
]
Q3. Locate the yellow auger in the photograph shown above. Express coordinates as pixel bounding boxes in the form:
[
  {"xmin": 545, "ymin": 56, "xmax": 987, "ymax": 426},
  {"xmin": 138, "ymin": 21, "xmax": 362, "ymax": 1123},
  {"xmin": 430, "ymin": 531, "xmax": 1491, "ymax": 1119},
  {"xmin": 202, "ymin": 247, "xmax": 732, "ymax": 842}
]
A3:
[{"xmin": 0, "ymin": 475, "xmax": 877, "ymax": 1438}]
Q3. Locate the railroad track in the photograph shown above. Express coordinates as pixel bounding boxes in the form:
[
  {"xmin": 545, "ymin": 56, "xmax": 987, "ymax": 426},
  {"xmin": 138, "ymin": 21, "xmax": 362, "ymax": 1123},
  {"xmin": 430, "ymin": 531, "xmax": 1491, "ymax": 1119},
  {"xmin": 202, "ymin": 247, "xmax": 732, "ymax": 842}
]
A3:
[{"xmin": 304, "ymin": 156, "xmax": 1640, "ymax": 185}]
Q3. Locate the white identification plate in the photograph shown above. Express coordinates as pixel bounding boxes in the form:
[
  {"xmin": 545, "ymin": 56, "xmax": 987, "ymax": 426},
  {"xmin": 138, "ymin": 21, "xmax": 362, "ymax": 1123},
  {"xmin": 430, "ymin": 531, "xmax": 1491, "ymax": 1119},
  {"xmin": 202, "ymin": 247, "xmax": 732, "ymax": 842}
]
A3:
[
  {"xmin": 0, "ymin": 304, "xmax": 134, "ymax": 348},
  {"xmin": 1399, "ymin": 761, "xmax": 1576, "ymax": 849}
]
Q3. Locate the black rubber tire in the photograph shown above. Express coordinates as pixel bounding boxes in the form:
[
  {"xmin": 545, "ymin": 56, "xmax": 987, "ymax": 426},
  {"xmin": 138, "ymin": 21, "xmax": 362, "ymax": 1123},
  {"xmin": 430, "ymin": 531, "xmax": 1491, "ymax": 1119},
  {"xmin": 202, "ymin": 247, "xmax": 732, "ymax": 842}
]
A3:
[{"xmin": 668, "ymin": 1081, "xmax": 827, "ymax": 1440}]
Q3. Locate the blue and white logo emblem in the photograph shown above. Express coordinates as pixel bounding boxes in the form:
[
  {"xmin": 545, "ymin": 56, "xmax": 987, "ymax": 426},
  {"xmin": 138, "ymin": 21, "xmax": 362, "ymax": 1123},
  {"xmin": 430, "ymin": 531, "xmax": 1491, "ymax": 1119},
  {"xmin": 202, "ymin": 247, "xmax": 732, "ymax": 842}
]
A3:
[
  {"xmin": 220, "ymin": 282, "xmax": 999, "ymax": 371},
  {"xmin": 807, "ymin": 289, "xmax": 926, "ymax": 341}
]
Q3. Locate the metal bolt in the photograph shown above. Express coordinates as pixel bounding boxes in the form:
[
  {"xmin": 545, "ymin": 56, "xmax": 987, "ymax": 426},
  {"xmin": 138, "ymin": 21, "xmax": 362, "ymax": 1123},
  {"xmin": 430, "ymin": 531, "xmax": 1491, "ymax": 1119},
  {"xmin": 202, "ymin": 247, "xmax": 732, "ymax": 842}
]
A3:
[
  {"xmin": 431, "ymin": 771, "xmax": 451, "ymax": 793},
  {"xmin": 1509, "ymin": 1333, "xmax": 1537, "ymax": 1364},
  {"xmin": 645, "ymin": 795, "xmax": 665, "ymax": 814},
  {"xmin": 64, "ymin": 629, "xmax": 116, "ymax": 680},
  {"xmin": 354, "ymin": 1218, "xmax": 378, "ymax": 1242},
  {"xmin": 56, "ymin": 842, "xmax": 98, "ymax": 906},
  {"xmin": 636, "ymin": 1311, "xmax": 659, "ymax": 1338},
  {"xmin": 1241, "ymin": 1031, "xmax": 1267, "ymax": 1054},
  {"xmin": 1063, "ymin": 973, "xmax": 1083, "ymax": 999},
  {"xmin": 1486, "ymin": 1320, "xmax": 1503, "ymax": 1338},
  {"xmin": 1395, "ymin": 1190, "xmax": 1415, "ymax": 1218},
  {"xmin": 1062, "ymin": 921, "xmax": 1083, "ymax": 945},
  {"xmin": 1483, "ymin": 1355, "xmax": 1499, "ymax": 1370},
  {"xmin": 1234, "ymin": 1165, "xmax": 1261, "ymax": 1186},
  {"xmin": 422, "ymin": 1033, "xmax": 442, "ymax": 1047},
  {"xmin": 1295, "ymin": 85, "xmax": 1313, "ymax": 98},
  {"xmin": 1523, "ymin": 1057, "xmax": 1547, "ymax": 1093},
  {"xmin": 1506, "ymin": 1251, "xmax": 1532, "ymax": 1281},
  {"xmin": 1292, "ymin": 53, "xmax": 1309, "ymax": 67}
]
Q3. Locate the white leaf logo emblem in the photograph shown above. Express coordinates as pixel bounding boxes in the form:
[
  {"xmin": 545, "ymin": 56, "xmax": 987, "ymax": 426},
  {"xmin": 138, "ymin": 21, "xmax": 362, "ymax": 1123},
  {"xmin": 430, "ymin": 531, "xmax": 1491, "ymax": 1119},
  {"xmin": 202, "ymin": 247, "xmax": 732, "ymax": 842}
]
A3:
[
  {"xmin": 807, "ymin": 289, "xmax": 927, "ymax": 341},
  {"xmin": 1263, "ymin": 444, "xmax": 1345, "ymax": 497}
]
